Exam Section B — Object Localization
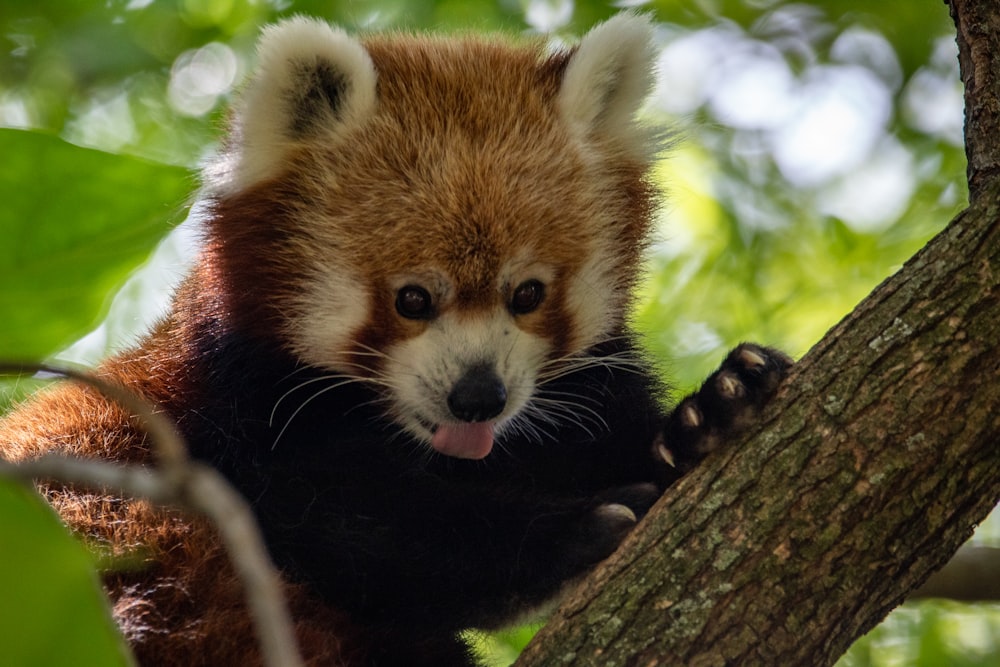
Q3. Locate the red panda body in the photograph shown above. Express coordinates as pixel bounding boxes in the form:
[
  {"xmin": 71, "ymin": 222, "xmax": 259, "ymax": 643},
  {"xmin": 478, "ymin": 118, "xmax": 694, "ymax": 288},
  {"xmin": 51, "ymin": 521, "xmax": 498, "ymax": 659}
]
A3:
[{"xmin": 0, "ymin": 14, "xmax": 790, "ymax": 666}]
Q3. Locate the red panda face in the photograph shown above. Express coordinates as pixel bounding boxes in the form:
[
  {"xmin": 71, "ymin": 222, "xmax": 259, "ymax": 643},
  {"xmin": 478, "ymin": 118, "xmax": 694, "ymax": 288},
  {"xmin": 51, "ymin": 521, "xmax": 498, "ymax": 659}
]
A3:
[{"xmin": 206, "ymin": 16, "xmax": 660, "ymax": 458}]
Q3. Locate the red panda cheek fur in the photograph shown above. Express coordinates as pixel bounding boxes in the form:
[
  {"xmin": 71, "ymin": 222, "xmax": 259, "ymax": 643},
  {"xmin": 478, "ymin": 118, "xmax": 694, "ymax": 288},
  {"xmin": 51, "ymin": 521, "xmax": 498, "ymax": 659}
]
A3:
[{"xmin": 0, "ymin": 13, "xmax": 672, "ymax": 666}]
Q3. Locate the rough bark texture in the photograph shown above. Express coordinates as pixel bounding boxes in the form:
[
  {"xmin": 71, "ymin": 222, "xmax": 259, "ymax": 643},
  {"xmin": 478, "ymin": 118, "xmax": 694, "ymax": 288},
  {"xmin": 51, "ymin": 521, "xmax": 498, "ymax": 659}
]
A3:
[{"xmin": 516, "ymin": 1, "xmax": 1000, "ymax": 665}]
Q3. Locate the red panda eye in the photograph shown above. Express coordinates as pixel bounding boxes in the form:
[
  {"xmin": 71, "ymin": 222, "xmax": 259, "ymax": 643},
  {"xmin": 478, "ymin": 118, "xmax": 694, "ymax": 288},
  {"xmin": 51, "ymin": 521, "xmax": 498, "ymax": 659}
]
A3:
[
  {"xmin": 510, "ymin": 280, "xmax": 545, "ymax": 315},
  {"xmin": 396, "ymin": 285, "xmax": 434, "ymax": 320}
]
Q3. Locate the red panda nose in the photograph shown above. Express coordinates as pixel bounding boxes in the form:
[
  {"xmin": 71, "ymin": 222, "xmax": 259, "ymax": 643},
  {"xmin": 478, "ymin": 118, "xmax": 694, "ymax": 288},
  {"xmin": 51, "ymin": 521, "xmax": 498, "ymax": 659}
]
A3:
[{"xmin": 447, "ymin": 365, "xmax": 507, "ymax": 422}]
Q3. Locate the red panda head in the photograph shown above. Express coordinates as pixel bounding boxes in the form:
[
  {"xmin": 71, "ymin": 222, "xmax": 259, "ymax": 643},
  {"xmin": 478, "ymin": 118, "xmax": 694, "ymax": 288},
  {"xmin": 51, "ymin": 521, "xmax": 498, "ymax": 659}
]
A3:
[{"xmin": 204, "ymin": 14, "xmax": 660, "ymax": 458}]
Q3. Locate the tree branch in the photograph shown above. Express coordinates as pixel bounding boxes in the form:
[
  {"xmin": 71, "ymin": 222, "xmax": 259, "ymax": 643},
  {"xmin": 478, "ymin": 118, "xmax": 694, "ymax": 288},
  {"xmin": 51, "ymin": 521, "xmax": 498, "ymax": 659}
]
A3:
[
  {"xmin": 950, "ymin": 0, "xmax": 1000, "ymax": 198},
  {"xmin": 517, "ymin": 1, "xmax": 1000, "ymax": 665}
]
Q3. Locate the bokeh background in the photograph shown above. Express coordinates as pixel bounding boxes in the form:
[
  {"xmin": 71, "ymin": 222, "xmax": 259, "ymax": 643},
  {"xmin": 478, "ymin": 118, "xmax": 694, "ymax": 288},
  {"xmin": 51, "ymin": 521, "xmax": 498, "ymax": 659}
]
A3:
[{"xmin": 0, "ymin": 1, "xmax": 996, "ymax": 665}]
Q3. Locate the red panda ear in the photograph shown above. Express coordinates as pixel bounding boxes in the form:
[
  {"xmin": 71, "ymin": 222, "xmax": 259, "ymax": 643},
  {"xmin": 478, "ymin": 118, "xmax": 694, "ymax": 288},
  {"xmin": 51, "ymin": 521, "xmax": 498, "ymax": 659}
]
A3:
[
  {"xmin": 213, "ymin": 17, "xmax": 377, "ymax": 192},
  {"xmin": 558, "ymin": 12, "xmax": 658, "ymax": 161}
]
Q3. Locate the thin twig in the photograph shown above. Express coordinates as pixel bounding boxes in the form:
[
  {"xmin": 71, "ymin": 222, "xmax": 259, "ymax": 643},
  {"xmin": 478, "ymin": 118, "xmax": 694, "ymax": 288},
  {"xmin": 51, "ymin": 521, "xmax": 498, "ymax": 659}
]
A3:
[
  {"xmin": 0, "ymin": 454, "xmax": 174, "ymax": 505},
  {"xmin": 0, "ymin": 362, "xmax": 188, "ymax": 468},
  {"xmin": 184, "ymin": 463, "xmax": 304, "ymax": 667}
]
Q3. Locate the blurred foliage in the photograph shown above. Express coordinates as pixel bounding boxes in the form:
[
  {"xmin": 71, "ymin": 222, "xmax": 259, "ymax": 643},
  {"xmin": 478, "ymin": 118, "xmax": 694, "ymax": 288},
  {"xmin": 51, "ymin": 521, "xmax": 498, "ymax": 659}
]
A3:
[
  {"xmin": 840, "ymin": 602, "xmax": 1000, "ymax": 667},
  {"xmin": 0, "ymin": 0, "xmax": 995, "ymax": 665},
  {"xmin": 0, "ymin": 129, "xmax": 191, "ymax": 362}
]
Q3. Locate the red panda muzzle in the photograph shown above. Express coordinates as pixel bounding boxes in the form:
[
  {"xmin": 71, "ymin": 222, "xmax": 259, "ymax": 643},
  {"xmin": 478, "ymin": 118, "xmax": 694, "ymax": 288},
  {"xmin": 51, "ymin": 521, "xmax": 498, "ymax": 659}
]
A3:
[
  {"xmin": 430, "ymin": 365, "xmax": 506, "ymax": 458},
  {"xmin": 446, "ymin": 364, "xmax": 507, "ymax": 423}
]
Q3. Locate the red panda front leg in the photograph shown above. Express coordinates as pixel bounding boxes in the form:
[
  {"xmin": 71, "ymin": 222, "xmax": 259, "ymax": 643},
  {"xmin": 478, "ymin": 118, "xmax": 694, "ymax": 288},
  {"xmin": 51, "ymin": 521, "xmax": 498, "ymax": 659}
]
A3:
[
  {"xmin": 558, "ymin": 344, "xmax": 791, "ymax": 568},
  {"xmin": 656, "ymin": 343, "xmax": 793, "ymax": 477}
]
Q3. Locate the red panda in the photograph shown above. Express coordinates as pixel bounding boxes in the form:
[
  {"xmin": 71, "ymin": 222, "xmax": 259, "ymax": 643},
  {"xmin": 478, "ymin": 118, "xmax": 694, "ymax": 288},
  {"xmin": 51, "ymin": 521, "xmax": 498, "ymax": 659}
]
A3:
[{"xmin": 0, "ymin": 13, "xmax": 790, "ymax": 666}]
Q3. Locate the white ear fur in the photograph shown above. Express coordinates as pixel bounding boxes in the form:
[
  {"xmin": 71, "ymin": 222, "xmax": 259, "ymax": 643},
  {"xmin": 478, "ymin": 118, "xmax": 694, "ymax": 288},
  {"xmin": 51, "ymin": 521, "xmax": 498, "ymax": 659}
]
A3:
[
  {"xmin": 558, "ymin": 12, "xmax": 657, "ymax": 159},
  {"xmin": 217, "ymin": 17, "xmax": 377, "ymax": 192}
]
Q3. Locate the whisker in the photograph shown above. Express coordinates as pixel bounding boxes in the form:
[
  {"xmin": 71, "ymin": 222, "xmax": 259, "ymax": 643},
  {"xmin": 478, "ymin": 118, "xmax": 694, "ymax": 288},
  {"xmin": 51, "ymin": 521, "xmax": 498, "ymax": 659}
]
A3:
[
  {"xmin": 276, "ymin": 364, "xmax": 317, "ymax": 384},
  {"xmin": 534, "ymin": 387, "xmax": 604, "ymax": 407},
  {"xmin": 342, "ymin": 392, "xmax": 393, "ymax": 419},
  {"xmin": 271, "ymin": 377, "xmax": 372, "ymax": 450},
  {"xmin": 536, "ymin": 349, "xmax": 647, "ymax": 385},
  {"xmin": 503, "ymin": 407, "xmax": 556, "ymax": 445},
  {"xmin": 528, "ymin": 397, "xmax": 606, "ymax": 440},
  {"xmin": 532, "ymin": 395, "xmax": 608, "ymax": 429},
  {"xmin": 270, "ymin": 375, "xmax": 342, "ymax": 426}
]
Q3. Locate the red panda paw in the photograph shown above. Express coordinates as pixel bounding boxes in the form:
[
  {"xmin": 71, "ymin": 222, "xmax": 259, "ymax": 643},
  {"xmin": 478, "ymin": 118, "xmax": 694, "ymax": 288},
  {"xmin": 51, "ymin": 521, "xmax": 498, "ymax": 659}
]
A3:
[
  {"xmin": 656, "ymin": 343, "xmax": 792, "ymax": 475},
  {"xmin": 567, "ymin": 483, "xmax": 661, "ymax": 565}
]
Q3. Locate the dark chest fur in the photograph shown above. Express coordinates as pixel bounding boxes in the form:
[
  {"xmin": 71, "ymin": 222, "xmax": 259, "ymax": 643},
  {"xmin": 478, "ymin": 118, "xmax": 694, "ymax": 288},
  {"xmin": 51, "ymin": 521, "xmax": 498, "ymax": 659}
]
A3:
[{"xmin": 173, "ymin": 328, "xmax": 665, "ymax": 632}]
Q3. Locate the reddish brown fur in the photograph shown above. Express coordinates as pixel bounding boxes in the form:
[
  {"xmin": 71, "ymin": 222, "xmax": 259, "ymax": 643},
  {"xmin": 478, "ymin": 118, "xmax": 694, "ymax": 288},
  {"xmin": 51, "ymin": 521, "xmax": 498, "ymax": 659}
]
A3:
[{"xmin": 1, "ymin": 322, "xmax": 383, "ymax": 664}]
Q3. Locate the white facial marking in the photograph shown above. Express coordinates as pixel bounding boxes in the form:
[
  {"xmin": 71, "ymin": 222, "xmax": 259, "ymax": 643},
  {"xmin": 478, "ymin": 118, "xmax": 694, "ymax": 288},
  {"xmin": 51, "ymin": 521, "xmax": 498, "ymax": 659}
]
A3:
[
  {"xmin": 563, "ymin": 247, "xmax": 623, "ymax": 352},
  {"xmin": 289, "ymin": 261, "xmax": 370, "ymax": 371}
]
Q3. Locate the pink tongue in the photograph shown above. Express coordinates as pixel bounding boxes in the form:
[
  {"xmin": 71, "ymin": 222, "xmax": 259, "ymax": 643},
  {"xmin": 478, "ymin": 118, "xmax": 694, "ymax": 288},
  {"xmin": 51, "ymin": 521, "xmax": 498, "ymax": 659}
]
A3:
[{"xmin": 430, "ymin": 422, "xmax": 495, "ymax": 460}]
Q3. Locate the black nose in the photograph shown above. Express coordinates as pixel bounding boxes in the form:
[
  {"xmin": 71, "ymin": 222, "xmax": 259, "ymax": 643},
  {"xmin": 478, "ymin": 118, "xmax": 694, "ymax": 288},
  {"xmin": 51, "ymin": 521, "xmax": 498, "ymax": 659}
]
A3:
[{"xmin": 447, "ymin": 365, "xmax": 507, "ymax": 422}]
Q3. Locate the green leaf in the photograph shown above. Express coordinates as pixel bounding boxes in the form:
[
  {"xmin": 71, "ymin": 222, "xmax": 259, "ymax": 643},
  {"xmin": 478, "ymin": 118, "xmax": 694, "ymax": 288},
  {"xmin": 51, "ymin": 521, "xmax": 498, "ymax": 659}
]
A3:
[
  {"xmin": 0, "ymin": 129, "xmax": 192, "ymax": 361},
  {"xmin": 0, "ymin": 480, "xmax": 132, "ymax": 667}
]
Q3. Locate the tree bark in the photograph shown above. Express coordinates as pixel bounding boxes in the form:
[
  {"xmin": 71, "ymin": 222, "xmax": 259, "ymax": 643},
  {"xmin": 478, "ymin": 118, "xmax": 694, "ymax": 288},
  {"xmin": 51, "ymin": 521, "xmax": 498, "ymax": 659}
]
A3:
[{"xmin": 516, "ymin": 1, "xmax": 1000, "ymax": 665}]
